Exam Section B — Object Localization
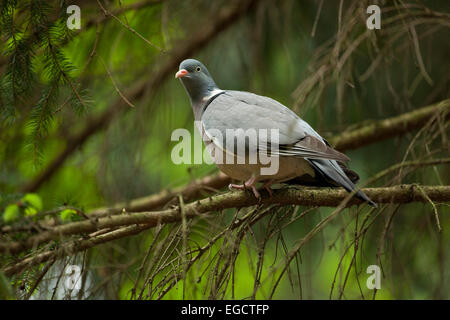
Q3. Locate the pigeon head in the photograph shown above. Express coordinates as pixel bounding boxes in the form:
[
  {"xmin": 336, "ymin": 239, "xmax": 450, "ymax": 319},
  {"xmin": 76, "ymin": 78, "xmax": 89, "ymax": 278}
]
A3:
[{"xmin": 176, "ymin": 59, "xmax": 219, "ymax": 104}]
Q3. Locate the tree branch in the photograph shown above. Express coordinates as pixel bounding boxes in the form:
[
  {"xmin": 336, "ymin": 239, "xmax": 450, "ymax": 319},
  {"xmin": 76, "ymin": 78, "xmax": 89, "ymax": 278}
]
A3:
[
  {"xmin": 2, "ymin": 225, "xmax": 151, "ymax": 277},
  {"xmin": 85, "ymin": 0, "xmax": 164, "ymax": 30},
  {"xmin": 89, "ymin": 172, "xmax": 231, "ymax": 217},
  {"xmin": 329, "ymin": 99, "xmax": 449, "ymax": 150},
  {"xmin": 2, "ymin": 185, "xmax": 449, "ymax": 257}
]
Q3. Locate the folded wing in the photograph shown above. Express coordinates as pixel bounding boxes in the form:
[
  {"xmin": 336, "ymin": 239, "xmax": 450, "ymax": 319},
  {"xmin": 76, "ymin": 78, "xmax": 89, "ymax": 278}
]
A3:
[{"xmin": 201, "ymin": 91, "xmax": 348, "ymax": 162}]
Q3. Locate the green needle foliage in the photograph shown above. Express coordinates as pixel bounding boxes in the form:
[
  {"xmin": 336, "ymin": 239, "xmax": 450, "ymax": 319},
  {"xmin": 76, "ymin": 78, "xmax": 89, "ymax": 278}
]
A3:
[{"xmin": 1, "ymin": 0, "xmax": 87, "ymax": 165}]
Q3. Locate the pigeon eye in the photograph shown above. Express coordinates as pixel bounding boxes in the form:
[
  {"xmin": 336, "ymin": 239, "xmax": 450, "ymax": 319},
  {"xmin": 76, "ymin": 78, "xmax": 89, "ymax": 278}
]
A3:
[{"xmin": 196, "ymin": 66, "xmax": 201, "ymax": 72}]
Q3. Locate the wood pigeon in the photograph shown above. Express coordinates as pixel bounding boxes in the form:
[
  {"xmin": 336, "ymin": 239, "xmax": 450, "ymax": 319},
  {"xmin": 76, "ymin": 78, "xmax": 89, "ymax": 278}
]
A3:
[{"xmin": 176, "ymin": 59, "xmax": 377, "ymax": 207}]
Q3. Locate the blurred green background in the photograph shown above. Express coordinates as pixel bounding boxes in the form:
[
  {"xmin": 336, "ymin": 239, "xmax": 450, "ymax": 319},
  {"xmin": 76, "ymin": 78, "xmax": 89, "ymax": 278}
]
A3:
[{"xmin": 0, "ymin": 0, "xmax": 449, "ymax": 299}]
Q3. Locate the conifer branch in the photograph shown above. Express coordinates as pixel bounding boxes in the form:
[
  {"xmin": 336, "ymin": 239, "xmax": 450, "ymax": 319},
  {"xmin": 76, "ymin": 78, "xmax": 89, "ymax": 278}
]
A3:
[
  {"xmin": 1, "ymin": 184, "xmax": 449, "ymax": 258},
  {"xmin": 2, "ymin": 184, "xmax": 449, "ymax": 276}
]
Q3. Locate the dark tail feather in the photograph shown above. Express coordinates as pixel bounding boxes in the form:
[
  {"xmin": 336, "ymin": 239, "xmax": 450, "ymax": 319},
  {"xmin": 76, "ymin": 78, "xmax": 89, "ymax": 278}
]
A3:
[
  {"xmin": 338, "ymin": 162, "xmax": 360, "ymax": 184},
  {"xmin": 306, "ymin": 159, "xmax": 378, "ymax": 208}
]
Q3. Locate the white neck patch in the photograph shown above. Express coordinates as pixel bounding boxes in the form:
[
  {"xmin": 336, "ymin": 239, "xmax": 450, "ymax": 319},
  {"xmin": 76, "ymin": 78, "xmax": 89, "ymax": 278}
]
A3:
[{"xmin": 203, "ymin": 89, "xmax": 225, "ymax": 102}]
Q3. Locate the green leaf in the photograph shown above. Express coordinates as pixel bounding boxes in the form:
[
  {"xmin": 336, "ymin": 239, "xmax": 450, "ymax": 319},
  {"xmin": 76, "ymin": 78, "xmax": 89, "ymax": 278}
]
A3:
[
  {"xmin": 0, "ymin": 272, "xmax": 14, "ymax": 300},
  {"xmin": 3, "ymin": 204, "xmax": 20, "ymax": 222},
  {"xmin": 60, "ymin": 209, "xmax": 77, "ymax": 221},
  {"xmin": 24, "ymin": 206, "xmax": 37, "ymax": 216},
  {"xmin": 22, "ymin": 193, "xmax": 43, "ymax": 211}
]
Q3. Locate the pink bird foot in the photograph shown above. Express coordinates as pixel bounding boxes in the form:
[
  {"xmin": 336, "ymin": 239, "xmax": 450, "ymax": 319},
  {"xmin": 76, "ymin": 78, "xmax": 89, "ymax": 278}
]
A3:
[
  {"xmin": 228, "ymin": 176, "xmax": 261, "ymax": 200},
  {"xmin": 262, "ymin": 180, "xmax": 274, "ymax": 197}
]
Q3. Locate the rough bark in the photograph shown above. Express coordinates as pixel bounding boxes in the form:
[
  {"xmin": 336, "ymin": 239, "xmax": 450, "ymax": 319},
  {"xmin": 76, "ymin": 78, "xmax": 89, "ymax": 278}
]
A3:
[
  {"xmin": 2, "ymin": 185, "xmax": 449, "ymax": 257},
  {"xmin": 329, "ymin": 99, "xmax": 449, "ymax": 150}
]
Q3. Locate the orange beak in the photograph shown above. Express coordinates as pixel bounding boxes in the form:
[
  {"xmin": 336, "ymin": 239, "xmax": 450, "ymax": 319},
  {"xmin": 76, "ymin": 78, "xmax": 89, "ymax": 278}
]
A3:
[{"xmin": 175, "ymin": 69, "xmax": 189, "ymax": 79}]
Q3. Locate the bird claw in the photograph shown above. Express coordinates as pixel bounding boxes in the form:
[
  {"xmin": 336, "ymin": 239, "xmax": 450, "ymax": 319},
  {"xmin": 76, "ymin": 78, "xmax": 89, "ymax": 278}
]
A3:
[
  {"xmin": 250, "ymin": 186, "xmax": 261, "ymax": 201},
  {"xmin": 264, "ymin": 185, "xmax": 273, "ymax": 197},
  {"xmin": 228, "ymin": 178, "xmax": 273, "ymax": 203},
  {"xmin": 228, "ymin": 183, "xmax": 245, "ymax": 191},
  {"xmin": 228, "ymin": 182, "xmax": 261, "ymax": 202},
  {"xmin": 262, "ymin": 180, "xmax": 274, "ymax": 198}
]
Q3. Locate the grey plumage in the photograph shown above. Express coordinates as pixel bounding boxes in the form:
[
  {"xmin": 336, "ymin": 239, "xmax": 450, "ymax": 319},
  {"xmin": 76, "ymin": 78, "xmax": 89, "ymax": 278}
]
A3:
[
  {"xmin": 176, "ymin": 59, "xmax": 377, "ymax": 207},
  {"xmin": 202, "ymin": 91, "xmax": 350, "ymax": 162}
]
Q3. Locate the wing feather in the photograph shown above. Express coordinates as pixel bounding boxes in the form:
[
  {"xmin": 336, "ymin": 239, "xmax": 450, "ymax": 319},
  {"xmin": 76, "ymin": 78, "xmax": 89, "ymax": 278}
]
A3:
[{"xmin": 201, "ymin": 91, "xmax": 350, "ymax": 162}]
